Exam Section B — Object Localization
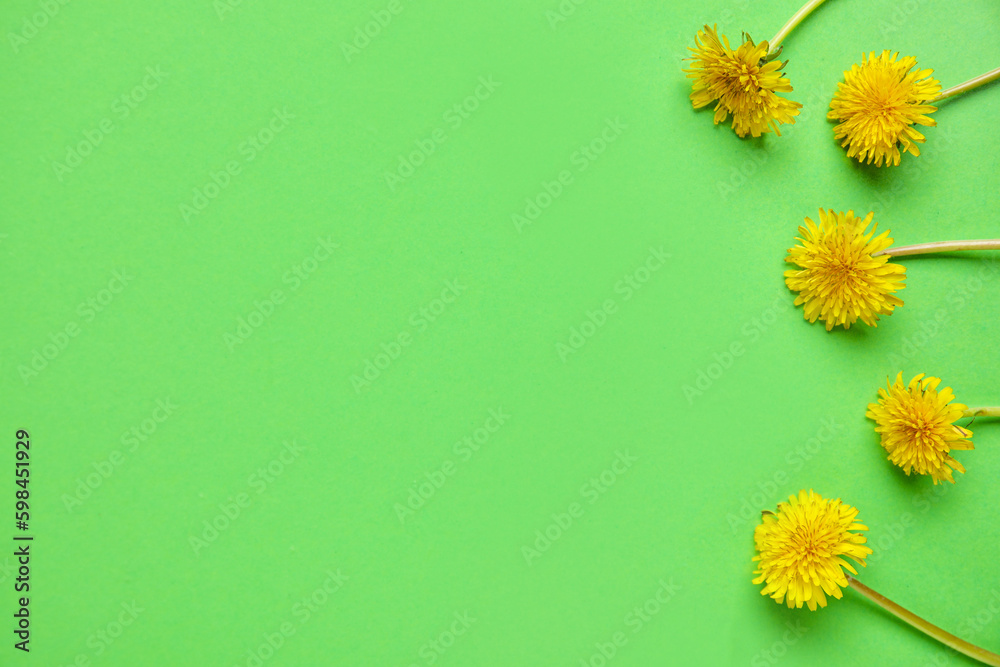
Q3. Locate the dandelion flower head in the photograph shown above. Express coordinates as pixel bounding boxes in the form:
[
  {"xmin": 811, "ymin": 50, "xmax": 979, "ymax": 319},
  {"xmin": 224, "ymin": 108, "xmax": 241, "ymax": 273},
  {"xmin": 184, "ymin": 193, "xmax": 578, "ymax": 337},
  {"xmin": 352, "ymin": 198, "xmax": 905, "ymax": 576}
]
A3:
[
  {"xmin": 685, "ymin": 25, "xmax": 801, "ymax": 138},
  {"xmin": 753, "ymin": 490, "xmax": 871, "ymax": 610}
]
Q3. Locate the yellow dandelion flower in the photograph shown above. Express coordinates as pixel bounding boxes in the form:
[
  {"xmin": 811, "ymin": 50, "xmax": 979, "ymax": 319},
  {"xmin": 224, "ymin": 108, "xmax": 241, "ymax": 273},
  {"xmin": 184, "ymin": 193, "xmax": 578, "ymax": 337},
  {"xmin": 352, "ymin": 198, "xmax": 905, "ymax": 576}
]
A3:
[
  {"xmin": 828, "ymin": 50, "xmax": 941, "ymax": 167},
  {"xmin": 752, "ymin": 490, "xmax": 871, "ymax": 611},
  {"xmin": 685, "ymin": 25, "xmax": 802, "ymax": 138},
  {"xmin": 784, "ymin": 209, "xmax": 906, "ymax": 330},
  {"xmin": 866, "ymin": 373, "xmax": 974, "ymax": 484}
]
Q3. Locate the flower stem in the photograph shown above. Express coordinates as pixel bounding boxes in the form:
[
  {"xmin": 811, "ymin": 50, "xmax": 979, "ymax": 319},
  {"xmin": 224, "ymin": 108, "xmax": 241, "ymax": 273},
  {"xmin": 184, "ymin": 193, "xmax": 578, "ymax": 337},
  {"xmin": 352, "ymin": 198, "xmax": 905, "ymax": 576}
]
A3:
[
  {"xmin": 872, "ymin": 239, "xmax": 1000, "ymax": 258},
  {"xmin": 768, "ymin": 0, "xmax": 829, "ymax": 54},
  {"xmin": 964, "ymin": 407, "xmax": 1000, "ymax": 418},
  {"xmin": 933, "ymin": 66, "xmax": 1000, "ymax": 103},
  {"xmin": 847, "ymin": 576, "xmax": 1000, "ymax": 666}
]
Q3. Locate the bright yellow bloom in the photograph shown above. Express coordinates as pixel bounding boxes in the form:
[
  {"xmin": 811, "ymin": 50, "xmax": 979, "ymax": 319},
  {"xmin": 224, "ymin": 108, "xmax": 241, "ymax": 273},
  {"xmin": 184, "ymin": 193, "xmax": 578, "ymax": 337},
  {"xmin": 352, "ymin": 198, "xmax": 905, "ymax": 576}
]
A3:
[
  {"xmin": 784, "ymin": 209, "xmax": 906, "ymax": 330},
  {"xmin": 828, "ymin": 50, "xmax": 941, "ymax": 167},
  {"xmin": 685, "ymin": 25, "xmax": 801, "ymax": 137},
  {"xmin": 867, "ymin": 373, "xmax": 973, "ymax": 484},
  {"xmin": 753, "ymin": 490, "xmax": 871, "ymax": 611}
]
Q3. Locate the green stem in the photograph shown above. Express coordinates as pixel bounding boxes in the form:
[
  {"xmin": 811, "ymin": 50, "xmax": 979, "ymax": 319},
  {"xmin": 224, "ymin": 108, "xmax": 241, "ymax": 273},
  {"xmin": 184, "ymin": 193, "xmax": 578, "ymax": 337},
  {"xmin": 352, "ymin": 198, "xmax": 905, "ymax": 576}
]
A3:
[
  {"xmin": 933, "ymin": 66, "xmax": 1000, "ymax": 103},
  {"xmin": 963, "ymin": 407, "xmax": 1000, "ymax": 418},
  {"xmin": 768, "ymin": 0, "xmax": 829, "ymax": 54},
  {"xmin": 847, "ymin": 576, "xmax": 1000, "ymax": 666},
  {"xmin": 872, "ymin": 239, "xmax": 1000, "ymax": 258}
]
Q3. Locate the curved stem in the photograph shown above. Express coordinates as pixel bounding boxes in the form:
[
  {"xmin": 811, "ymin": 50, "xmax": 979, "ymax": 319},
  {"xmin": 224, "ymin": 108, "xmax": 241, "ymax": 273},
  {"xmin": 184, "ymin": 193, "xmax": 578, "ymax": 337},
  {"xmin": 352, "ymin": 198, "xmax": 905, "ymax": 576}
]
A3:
[
  {"xmin": 847, "ymin": 576, "xmax": 1000, "ymax": 666},
  {"xmin": 933, "ymin": 66, "xmax": 1000, "ymax": 103},
  {"xmin": 872, "ymin": 239, "xmax": 1000, "ymax": 258},
  {"xmin": 768, "ymin": 0, "xmax": 829, "ymax": 54},
  {"xmin": 964, "ymin": 407, "xmax": 1000, "ymax": 418}
]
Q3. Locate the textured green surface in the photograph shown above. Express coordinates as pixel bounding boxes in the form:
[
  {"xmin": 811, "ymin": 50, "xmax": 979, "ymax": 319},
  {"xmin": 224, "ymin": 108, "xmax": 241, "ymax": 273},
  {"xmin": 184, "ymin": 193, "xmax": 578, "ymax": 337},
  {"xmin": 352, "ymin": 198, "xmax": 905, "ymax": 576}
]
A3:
[{"xmin": 3, "ymin": 0, "xmax": 1000, "ymax": 665}]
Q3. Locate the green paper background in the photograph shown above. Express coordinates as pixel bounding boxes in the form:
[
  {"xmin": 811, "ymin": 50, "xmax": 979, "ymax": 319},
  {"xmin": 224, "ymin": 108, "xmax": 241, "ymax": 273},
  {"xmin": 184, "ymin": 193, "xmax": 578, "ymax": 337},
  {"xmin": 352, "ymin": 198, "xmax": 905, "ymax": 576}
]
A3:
[{"xmin": 3, "ymin": 0, "xmax": 1000, "ymax": 664}]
